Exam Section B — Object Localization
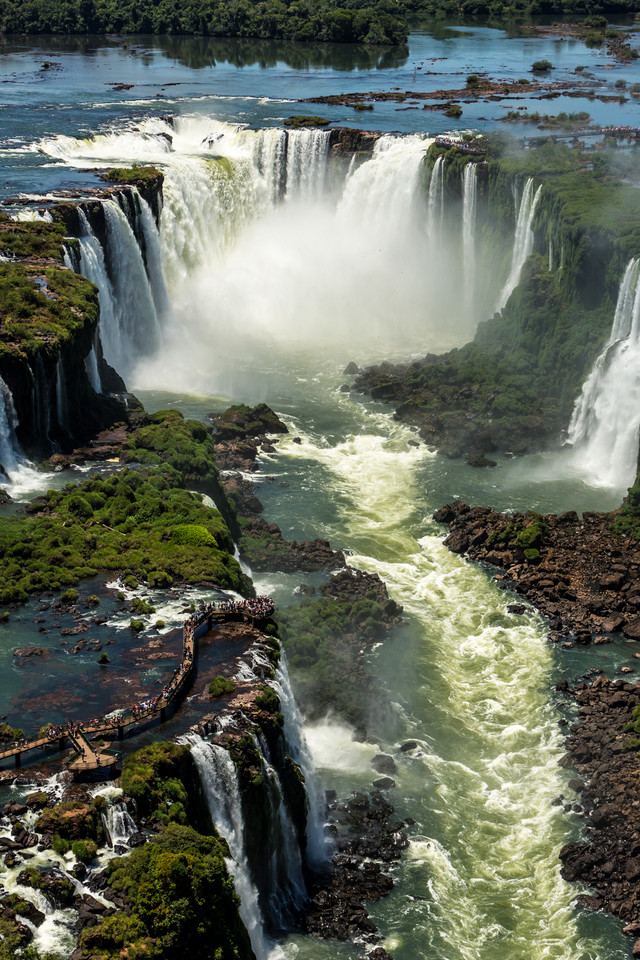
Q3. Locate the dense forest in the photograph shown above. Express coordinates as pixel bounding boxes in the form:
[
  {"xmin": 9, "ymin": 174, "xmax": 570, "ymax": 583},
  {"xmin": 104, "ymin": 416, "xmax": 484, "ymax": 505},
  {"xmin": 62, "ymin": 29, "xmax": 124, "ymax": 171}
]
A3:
[{"xmin": 0, "ymin": 0, "xmax": 638, "ymax": 46}]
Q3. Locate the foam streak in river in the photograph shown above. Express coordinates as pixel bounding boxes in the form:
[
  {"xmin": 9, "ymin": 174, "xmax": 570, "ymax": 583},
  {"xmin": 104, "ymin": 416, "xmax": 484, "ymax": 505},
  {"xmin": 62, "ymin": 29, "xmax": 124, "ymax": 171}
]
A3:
[{"xmin": 275, "ymin": 400, "xmax": 611, "ymax": 960}]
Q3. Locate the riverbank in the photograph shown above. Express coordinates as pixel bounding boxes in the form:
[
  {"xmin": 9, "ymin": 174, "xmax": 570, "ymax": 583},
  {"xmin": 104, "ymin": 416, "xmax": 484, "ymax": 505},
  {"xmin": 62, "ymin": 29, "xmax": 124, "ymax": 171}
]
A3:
[{"xmin": 434, "ymin": 494, "xmax": 640, "ymax": 950}]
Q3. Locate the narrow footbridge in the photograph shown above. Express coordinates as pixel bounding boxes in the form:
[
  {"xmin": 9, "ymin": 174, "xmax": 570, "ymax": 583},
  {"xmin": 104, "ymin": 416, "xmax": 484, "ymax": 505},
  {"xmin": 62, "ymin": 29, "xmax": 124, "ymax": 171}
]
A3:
[{"xmin": 0, "ymin": 595, "xmax": 274, "ymax": 773}]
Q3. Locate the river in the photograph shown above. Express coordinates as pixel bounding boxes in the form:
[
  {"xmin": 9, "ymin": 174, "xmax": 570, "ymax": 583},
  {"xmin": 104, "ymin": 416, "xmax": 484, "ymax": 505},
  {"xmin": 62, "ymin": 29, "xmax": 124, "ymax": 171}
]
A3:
[{"xmin": 2, "ymin": 22, "xmax": 640, "ymax": 960}]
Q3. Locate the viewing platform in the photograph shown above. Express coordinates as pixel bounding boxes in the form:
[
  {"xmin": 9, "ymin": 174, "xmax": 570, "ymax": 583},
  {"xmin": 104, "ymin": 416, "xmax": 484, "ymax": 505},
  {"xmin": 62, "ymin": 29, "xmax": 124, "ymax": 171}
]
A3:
[{"xmin": 0, "ymin": 595, "xmax": 274, "ymax": 777}]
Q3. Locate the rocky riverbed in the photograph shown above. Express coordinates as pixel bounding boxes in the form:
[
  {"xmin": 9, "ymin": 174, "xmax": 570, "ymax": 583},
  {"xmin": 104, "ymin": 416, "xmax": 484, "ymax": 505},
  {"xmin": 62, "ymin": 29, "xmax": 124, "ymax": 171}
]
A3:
[{"xmin": 434, "ymin": 500, "xmax": 640, "ymax": 647}]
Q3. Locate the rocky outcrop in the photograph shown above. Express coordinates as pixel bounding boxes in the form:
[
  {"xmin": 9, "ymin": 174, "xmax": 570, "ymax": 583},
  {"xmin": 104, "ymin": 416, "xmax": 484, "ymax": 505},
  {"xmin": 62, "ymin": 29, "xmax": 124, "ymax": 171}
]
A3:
[
  {"xmin": 434, "ymin": 500, "xmax": 640, "ymax": 646},
  {"xmin": 211, "ymin": 402, "xmax": 347, "ymax": 573},
  {"xmin": 559, "ymin": 676, "xmax": 640, "ymax": 943},
  {"xmin": 305, "ymin": 790, "xmax": 409, "ymax": 943}
]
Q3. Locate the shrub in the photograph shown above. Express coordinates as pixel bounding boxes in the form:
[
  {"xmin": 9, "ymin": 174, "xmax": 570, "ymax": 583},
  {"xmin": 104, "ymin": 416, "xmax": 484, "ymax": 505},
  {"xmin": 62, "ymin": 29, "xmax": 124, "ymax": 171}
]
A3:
[
  {"xmin": 532, "ymin": 60, "xmax": 553, "ymax": 71},
  {"xmin": 98, "ymin": 652, "xmax": 110, "ymax": 664},
  {"xmin": 52, "ymin": 835, "xmax": 70, "ymax": 856},
  {"xmin": 130, "ymin": 619, "xmax": 145, "ymax": 633},
  {"xmin": 72, "ymin": 839, "xmax": 98, "ymax": 864},
  {"xmin": 60, "ymin": 588, "xmax": 79, "ymax": 604},
  {"xmin": 466, "ymin": 73, "xmax": 480, "ymax": 86},
  {"xmin": 208, "ymin": 676, "xmax": 235, "ymax": 698}
]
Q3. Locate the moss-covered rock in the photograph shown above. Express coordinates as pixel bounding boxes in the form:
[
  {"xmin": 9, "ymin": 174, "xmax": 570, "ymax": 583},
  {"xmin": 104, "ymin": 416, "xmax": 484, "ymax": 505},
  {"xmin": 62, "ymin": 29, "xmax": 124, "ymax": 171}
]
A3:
[{"xmin": 79, "ymin": 822, "xmax": 253, "ymax": 960}]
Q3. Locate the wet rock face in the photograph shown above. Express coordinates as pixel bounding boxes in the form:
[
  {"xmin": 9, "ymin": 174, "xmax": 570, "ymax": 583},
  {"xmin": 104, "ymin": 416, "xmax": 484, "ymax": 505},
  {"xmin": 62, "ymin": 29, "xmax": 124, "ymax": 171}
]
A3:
[
  {"xmin": 305, "ymin": 790, "xmax": 409, "ymax": 946},
  {"xmin": 434, "ymin": 500, "xmax": 640, "ymax": 646},
  {"xmin": 559, "ymin": 676, "xmax": 640, "ymax": 933}
]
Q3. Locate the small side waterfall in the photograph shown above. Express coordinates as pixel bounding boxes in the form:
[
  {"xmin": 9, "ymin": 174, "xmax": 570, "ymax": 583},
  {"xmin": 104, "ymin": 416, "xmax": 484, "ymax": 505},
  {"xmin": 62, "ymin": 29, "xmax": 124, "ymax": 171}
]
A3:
[
  {"xmin": 568, "ymin": 258, "xmax": 640, "ymax": 489},
  {"xmin": 103, "ymin": 801, "xmax": 137, "ymax": 849},
  {"xmin": 427, "ymin": 154, "xmax": 444, "ymax": 240},
  {"xmin": 462, "ymin": 163, "xmax": 478, "ymax": 312},
  {"xmin": 125, "ymin": 189, "xmax": 171, "ymax": 324},
  {"xmin": 84, "ymin": 339, "xmax": 102, "ymax": 394},
  {"xmin": 252, "ymin": 730, "xmax": 307, "ymax": 924},
  {"xmin": 0, "ymin": 374, "xmax": 23, "ymax": 476},
  {"xmin": 255, "ymin": 128, "xmax": 288, "ymax": 205},
  {"xmin": 189, "ymin": 736, "xmax": 271, "ymax": 960},
  {"xmin": 55, "ymin": 357, "xmax": 69, "ymax": 434},
  {"xmin": 497, "ymin": 177, "xmax": 542, "ymax": 311},
  {"xmin": 272, "ymin": 657, "xmax": 327, "ymax": 867},
  {"xmin": 285, "ymin": 129, "xmax": 330, "ymax": 202}
]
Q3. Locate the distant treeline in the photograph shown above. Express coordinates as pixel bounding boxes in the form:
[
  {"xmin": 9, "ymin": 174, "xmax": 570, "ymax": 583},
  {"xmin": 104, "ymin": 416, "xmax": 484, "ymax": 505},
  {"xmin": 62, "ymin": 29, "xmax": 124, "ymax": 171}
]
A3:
[
  {"xmin": 0, "ymin": 0, "xmax": 409, "ymax": 44},
  {"xmin": 0, "ymin": 0, "xmax": 638, "ymax": 45}
]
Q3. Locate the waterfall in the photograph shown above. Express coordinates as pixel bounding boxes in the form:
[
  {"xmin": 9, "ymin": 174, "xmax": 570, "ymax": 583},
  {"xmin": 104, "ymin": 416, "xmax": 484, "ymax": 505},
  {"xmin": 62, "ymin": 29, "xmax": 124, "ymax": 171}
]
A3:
[
  {"xmin": 427, "ymin": 154, "xmax": 444, "ymax": 240},
  {"xmin": 84, "ymin": 340, "xmax": 102, "ymax": 394},
  {"xmin": 255, "ymin": 128, "xmax": 288, "ymax": 205},
  {"xmin": 548, "ymin": 237, "xmax": 554, "ymax": 272},
  {"xmin": 103, "ymin": 802, "xmax": 137, "ymax": 848},
  {"xmin": 125, "ymin": 189, "xmax": 171, "ymax": 324},
  {"xmin": 252, "ymin": 730, "xmax": 307, "ymax": 924},
  {"xmin": 462, "ymin": 163, "xmax": 477, "ymax": 312},
  {"xmin": 0, "ymin": 374, "xmax": 23, "ymax": 476},
  {"xmin": 338, "ymin": 134, "xmax": 430, "ymax": 234},
  {"xmin": 272, "ymin": 657, "xmax": 327, "ymax": 867},
  {"xmin": 285, "ymin": 129, "xmax": 330, "ymax": 202},
  {"xmin": 101, "ymin": 199, "xmax": 162, "ymax": 376},
  {"xmin": 74, "ymin": 208, "xmax": 116, "ymax": 386},
  {"xmin": 568, "ymin": 258, "xmax": 640, "ymax": 489},
  {"xmin": 55, "ymin": 357, "xmax": 68, "ymax": 434},
  {"xmin": 497, "ymin": 177, "xmax": 542, "ymax": 311},
  {"xmin": 189, "ymin": 736, "xmax": 271, "ymax": 960}
]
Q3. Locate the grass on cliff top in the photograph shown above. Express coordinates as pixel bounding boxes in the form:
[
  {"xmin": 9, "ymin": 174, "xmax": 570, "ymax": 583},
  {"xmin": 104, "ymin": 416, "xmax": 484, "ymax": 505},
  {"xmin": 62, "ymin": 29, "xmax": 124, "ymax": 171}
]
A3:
[
  {"xmin": 0, "ymin": 262, "xmax": 99, "ymax": 359},
  {"xmin": 79, "ymin": 823, "xmax": 251, "ymax": 960},
  {"xmin": 278, "ymin": 594, "xmax": 386, "ymax": 725},
  {"xmin": 102, "ymin": 165, "xmax": 163, "ymax": 186},
  {"xmin": 0, "ymin": 412, "xmax": 246, "ymax": 603},
  {"xmin": 0, "ymin": 213, "xmax": 68, "ymax": 261}
]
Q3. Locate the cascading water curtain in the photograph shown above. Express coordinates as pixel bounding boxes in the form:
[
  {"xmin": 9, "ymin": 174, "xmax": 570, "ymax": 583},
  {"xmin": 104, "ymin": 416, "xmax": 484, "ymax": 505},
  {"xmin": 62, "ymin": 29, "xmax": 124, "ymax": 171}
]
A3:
[{"xmin": 568, "ymin": 257, "xmax": 640, "ymax": 490}]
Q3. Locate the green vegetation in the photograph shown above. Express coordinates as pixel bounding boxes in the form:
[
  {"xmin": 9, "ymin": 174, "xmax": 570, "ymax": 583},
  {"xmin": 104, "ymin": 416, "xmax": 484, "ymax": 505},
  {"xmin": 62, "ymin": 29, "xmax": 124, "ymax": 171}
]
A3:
[
  {"xmin": 284, "ymin": 115, "xmax": 330, "ymax": 127},
  {"xmin": 102, "ymin": 165, "xmax": 163, "ymax": 187},
  {"xmin": 0, "ymin": 412, "xmax": 246, "ymax": 604},
  {"xmin": 120, "ymin": 742, "xmax": 192, "ymax": 823},
  {"xmin": 72, "ymin": 838, "xmax": 98, "ymax": 864},
  {"xmin": 0, "ymin": 0, "xmax": 408, "ymax": 44},
  {"xmin": 444, "ymin": 102, "xmax": 462, "ymax": 118},
  {"xmin": 208, "ymin": 675, "xmax": 235, "ymax": 698},
  {"xmin": 0, "ymin": 722, "xmax": 24, "ymax": 741},
  {"xmin": 503, "ymin": 110, "xmax": 590, "ymax": 129},
  {"xmin": 531, "ymin": 59, "xmax": 553, "ymax": 71},
  {"xmin": 278, "ymin": 593, "xmax": 387, "ymax": 723},
  {"xmin": 79, "ymin": 823, "xmax": 252, "ymax": 960},
  {"xmin": 35, "ymin": 797, "xmax": 105, "ymax": 843},
  {"xmin": 0, "ymin": 261, "xmax": 98, "ymax": 361},
  {"xmin": 614, "ymin": 464, "xmax": 640, "ymax": 538}
]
